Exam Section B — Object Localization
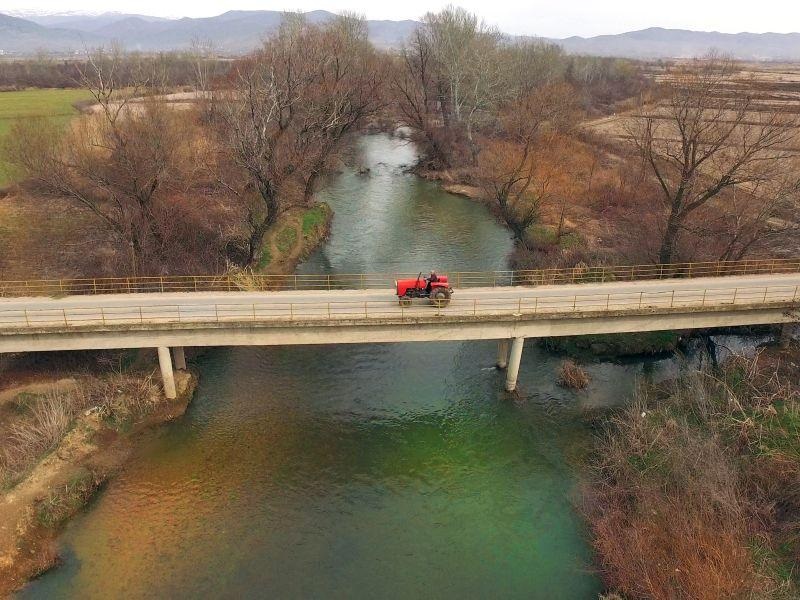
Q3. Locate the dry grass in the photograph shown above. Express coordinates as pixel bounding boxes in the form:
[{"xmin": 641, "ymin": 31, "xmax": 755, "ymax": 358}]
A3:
[
  {"xmin": 584, "ymin": 348, "xmax": 800, "ymax": 599},
  {"xmin": 0, "ymin": 371, "xmax": 160, "ymax": 487},
  {"xmin": 0, "ymin": 193, "xmax": 119, "ymax": 280},
  {"xmin": 35, "ymin": 468, "xmax": 102, "ymax": 528},
  {"xmin": 558, "ymin": 360, "xmax": 590, "ymax": 389},
  {"xmin": 225, "ymin": 265, "xmax": 273, "ymax": 291},
  {"xmin": 0, "ymin": 386, "xmax": 89, "ymax": 483},
  {"xmin": 92, "ymin": 371, "xmax": 160, "ymax": 426}
]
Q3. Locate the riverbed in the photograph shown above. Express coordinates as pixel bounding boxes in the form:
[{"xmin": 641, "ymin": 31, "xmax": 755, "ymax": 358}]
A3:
[{"xmin": 19, "ymin": 135, "xmax": 761, "ymax": 598}]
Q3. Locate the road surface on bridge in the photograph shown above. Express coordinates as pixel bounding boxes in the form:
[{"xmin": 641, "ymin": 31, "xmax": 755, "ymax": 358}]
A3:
[{"xmin": 2, "ymin": 272, "xmax": 798, "ymax": 329}]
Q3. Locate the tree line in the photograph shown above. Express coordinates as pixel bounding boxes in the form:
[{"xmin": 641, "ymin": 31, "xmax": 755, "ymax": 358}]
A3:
[
  {"xmin": 0, "ymin": 49, "xmax": 228, "ymax": 91},
  {"xmin": 2, "ymin": 7, "xmax": 797, "ymax": 277}
]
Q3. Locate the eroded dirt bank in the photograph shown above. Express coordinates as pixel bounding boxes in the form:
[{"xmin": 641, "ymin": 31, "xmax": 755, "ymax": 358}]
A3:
[{"xmin": 0, "ymin": 366, "xmax": 197, "ymax": 596}]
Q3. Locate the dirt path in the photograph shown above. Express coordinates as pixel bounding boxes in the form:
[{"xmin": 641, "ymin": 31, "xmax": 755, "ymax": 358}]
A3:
[
  {"xmin": 0, "ymin": 379, "xmax": 77, "ymax": 408},
  {"xmin": 264, "ymin": 220, "xmax": 306, "ymax": 272}
]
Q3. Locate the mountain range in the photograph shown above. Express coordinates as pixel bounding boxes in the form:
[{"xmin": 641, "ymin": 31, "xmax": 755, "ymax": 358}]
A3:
[
  {"xmin": 0, "ymin": 10, "xmax": 419, "ymax": 54},
  {"xmin": 556, "ymin": 27, "xmax": 800, "ymax": 61},
  {"xmin": 1, "ymin": 10, "xmax": 800, "ymax": 61}
]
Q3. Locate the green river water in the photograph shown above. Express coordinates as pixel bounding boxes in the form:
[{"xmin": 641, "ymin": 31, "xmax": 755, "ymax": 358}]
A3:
[{"xmin": 20, "ymin": 134, "xmax": 756, "ymax": 599}]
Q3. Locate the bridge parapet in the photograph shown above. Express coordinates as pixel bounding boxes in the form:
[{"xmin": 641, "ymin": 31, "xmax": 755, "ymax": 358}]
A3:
[
  {"xmin": 1, "ymin": 283, "xmax": 798, "ymax": 331},
  {"xmin": 1, "ymin": 258, "xmax": 799, "ymax": 297}
]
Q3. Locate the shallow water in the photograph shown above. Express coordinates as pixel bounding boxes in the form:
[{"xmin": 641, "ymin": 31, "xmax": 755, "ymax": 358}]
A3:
[{"xmin": 21, "ymin": 135, "xmax": 736, "ymax": 599}]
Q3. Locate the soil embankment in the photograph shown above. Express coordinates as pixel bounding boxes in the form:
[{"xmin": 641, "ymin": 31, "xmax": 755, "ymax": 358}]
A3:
[
  {"xmin": 257, "ymin": 203, "xmax": 333, "ymax": 273},
  {"xmin": 0, "ymin": 369, "xmax": 196, "ymax": 595}
]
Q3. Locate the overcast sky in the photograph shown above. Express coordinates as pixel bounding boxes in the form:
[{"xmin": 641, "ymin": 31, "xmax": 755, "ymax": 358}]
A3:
[{"xmin": 7, "ymin": 0, "xmax": 800, "ymax": 38}]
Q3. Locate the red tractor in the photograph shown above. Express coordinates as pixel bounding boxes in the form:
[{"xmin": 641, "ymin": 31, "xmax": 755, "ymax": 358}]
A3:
[{"xmin": 395, "ymin": 272, "xmax": 453, "ymax": 307}]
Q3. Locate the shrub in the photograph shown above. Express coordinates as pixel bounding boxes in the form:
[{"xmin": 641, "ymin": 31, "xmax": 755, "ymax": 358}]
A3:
[
  {"xmin": 93, "ymin": 372, "xmax": 159, "ymax": 429},
  {"xmin": 0, "ymin": 387, "xmax": 88, "ymax": 480},
  {"xmin": 583, "ymin": 353, "xmax": 800, "ymax": 599},
  {"xmin": 35, "ymin": 469, "xmax": 102, "ymax": 528},
  {"xmin": 558, "ymin": 360, "xmax": 590, "ymax": 389},
  {"xmin": 0, "ymin": 372, "xmax": 159, "ymax": 485}
]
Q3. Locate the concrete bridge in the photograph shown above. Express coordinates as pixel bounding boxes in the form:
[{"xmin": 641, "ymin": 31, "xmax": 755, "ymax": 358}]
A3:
[{"xmin": 2, "ymin": 264, "xmax": 798, "ymax": 396}]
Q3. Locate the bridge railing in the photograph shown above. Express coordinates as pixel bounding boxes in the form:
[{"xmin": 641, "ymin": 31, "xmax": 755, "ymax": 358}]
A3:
[
  {"xmin": 2, "ymin": 284, "xmax": 797, "ymax": 330},
  {"xmin": 0, "ymin": 258, "xmax": 799, "ymax": 298}
]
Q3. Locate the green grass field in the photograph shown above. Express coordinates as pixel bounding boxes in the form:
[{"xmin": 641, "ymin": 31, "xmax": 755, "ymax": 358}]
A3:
[{"xmin": 0, "ymin": 89, "xmax": 92, "ymax": 186}]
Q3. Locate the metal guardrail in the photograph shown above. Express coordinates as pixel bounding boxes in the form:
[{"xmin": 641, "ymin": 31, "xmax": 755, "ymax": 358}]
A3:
[
  {"xmin": 0, "ymin": 258, "xmax": 799, "ymax": 298},
  {"xmin": 2, "ymin": 284, "xmax": 797, "ymax": 330}
]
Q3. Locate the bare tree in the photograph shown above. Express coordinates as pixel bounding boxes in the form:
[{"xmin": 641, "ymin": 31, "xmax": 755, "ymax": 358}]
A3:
[
  {"xmin": 190, "ymin": 37, "xmax": 215, "ymax": 94},
  {"xmin": 215, "ymin": 16, "xmax": 383, "ymax": 266},
  {"xmin": 393, "ymin": 7, "xmax": 506, "ymax": 167},
  {"xmin": 629, "ymin": 55, "xmax": 798, "ymax": 264},
  {"xmin": 3, "ymin": 51, "xmax": 196, "ymax": 274},
  {"xmin": 298, "ymin": 13, "xmax": 385, "ymax": 203},
  {"xmin": 478, "ymin": 83, "xmax": 578, "ymax": 248},
  {"xmin": 503, "ymin": 40, "xmax": 568, "ymax": 95},
  {"xmin": 424, "ymin": 6, "xmax": 505, "ymax": 163},
  {"xmin": 189, "ymin": 37, "xmax": 218, "ymax": 121},
  {"xmin": 393, "ymin": 28, "xmax": 453, "ymax": 167},
  {"xmin": 461, "ymin": 31, "xmax": 506, "ymax": 163}
]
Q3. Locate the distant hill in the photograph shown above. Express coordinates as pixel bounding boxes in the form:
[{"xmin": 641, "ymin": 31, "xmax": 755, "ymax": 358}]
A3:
[
  {"xmin": 0, "ymin": 13, "xmax": 103, "ymax": 53},
  {"xmin": 552, "ymin": 27, "xmax": 800, "ymax": 61},
  {"xmin": 1, "ymin": 11, "xmax": 799, "ymax": 60},
  {"xmin": 23, "ymin": 12, "xmax": 171, "ymax": 32},
  {"xmin": 0, "ymin": 10, "xmax": 419, "ymax": 54}
]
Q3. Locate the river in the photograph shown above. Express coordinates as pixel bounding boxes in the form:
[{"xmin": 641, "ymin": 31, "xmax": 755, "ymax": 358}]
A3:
[{"xmin": 18, "ymin": 135, "xmax": 769, "ymax": 599}]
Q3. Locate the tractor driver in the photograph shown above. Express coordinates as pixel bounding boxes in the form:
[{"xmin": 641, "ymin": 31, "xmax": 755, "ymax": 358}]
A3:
[{"xmin": 426, "ymin": 270, "xmax": 439, "ymax": 293}]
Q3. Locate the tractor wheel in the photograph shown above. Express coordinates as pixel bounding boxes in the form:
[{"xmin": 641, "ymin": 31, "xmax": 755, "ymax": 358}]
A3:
[
  {"xmin": 430, "ymin": 288, "xmax": 451, "ymax": 308},
  {"xmin": 399, "ymin": 297, "xmax": 412, "ymax": 307}
]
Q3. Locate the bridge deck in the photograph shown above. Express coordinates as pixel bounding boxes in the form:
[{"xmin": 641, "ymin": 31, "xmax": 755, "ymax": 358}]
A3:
[{"xmin": 2, "ymin": 272, "xmax": 798, "ymax": 331}]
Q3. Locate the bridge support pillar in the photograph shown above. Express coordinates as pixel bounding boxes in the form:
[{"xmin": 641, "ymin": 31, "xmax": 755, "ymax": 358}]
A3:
[
  {"xmin": 157, "ymin": 346, "xmax": 177, "ymax": 400},
  {"xmin": 173, "ymin": 346, "xmax": 187, "ymax": 370},
  {"xmin": 496, "ymin": 339, "xmax": 510, "ymax": 369},
  {"xmin": 505, "ymin": 337, "xmax": 525, "ymax": 392}
]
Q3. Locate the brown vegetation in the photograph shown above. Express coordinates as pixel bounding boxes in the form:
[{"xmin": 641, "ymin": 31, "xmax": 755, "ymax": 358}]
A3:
[
  {"xmin": 628, "ymin": 56, "xmax": 799, "ymax": 264},
  {"xmin": 2, "ymin": 55, "xmax": 234, "ymax": 276},
  {"xmin": 214, "ymin": 14, "xmax": 383, "ymax": 266},
  {"xmin": 392, "ymin": 13, "xmax": 799, "ymax": 269},
  {"xmin": 585, "ymin": 60, "xmax": 800, "ymax": 264},
  {"xmin": 557, "ymin": 360, "xmax": 590, "ymax": 389},
  {"xmin": 0, "ymin": 369, "xmax": 161, "ymax": 487},
  {"xmin": 477, "ymin": 84, "xmax": 580, "ymax": 248},
  {"xmin": 0, "ymin": 359, "xmax": 197, "ymax": 595},
  {"xmin": 1, "ymin": 15, "xmax": 386, "ymax": 278},
  {"xmin": 584, "ymin": 347, "xmax": 800, "ymax": 599}
]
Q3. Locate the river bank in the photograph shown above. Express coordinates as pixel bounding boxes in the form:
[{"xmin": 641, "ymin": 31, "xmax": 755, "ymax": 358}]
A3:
[
  {"xmin": 0, "ymin": 361, "xmax": 196, "ymax": 595},
  {"xmin": 256, "ymin": 203, "xmax": 333, "ymax": 273},
  {"xmin": 583, "ymin": 340, "xmax": 800, "ymax": 598}
]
